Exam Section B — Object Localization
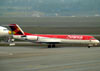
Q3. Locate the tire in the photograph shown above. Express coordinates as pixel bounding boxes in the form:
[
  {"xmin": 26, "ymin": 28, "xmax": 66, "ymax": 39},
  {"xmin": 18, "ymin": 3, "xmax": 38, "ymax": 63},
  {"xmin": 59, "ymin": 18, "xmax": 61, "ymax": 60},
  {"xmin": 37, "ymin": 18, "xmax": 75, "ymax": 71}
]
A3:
[
  {"xmin": 52, "ymin": 44, "xmax": 56, "ymax": 48},
  {"xmin": 88, "ymin": 46, "xmax": 91, "ymax": 48},
  {"xmin": 48, "ymin": 44, "xmax": 52, "ymax": 48}
]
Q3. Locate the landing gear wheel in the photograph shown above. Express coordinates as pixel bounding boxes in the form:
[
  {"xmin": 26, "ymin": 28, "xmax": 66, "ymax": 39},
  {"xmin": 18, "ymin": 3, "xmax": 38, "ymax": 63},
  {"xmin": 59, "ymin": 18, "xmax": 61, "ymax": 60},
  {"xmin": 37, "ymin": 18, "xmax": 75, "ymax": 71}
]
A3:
[
  {"xmin": 88, "ymin": 46, "xmax": 91, "ymax": 48},
  {"xmin": 48, "ymin": 44, "xmax": 56, "ymax": 48},
  {"xmin": 52, "ymin": 44, "xmax": 56, "ymax": 48},
  {"xmin": 48, "ymin": 44, "xmax": 52, "ymax": 48}
]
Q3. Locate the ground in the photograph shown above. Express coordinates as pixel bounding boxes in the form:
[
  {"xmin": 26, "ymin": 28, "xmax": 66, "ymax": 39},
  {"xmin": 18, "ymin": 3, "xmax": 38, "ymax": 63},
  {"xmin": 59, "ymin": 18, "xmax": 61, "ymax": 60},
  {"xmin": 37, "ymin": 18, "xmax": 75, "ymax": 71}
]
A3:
[{"xmin": 0, "ymin": 46, "xmax": 100, "ymax": 71}]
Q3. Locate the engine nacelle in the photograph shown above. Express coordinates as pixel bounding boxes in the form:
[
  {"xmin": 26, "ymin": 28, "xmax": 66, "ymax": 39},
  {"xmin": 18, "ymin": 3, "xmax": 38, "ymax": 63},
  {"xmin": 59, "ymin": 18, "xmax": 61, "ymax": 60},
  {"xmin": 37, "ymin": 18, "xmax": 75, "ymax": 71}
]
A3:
[
  {"xmin": 26, "ymin": 36, "xmax": 38, "ymax": 41},
  {"xmin": 13, "ymin": 35, "xmax": 38, "ymax": 41}
]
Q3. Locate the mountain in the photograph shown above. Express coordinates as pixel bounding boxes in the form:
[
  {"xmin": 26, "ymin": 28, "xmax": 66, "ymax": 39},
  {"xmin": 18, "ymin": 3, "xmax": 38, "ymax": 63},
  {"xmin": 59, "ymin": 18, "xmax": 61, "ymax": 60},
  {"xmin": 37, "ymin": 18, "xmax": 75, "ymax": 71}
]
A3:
[{"xmin": 0, "ymin": 0, "xmax": 100, "ymax": 17}]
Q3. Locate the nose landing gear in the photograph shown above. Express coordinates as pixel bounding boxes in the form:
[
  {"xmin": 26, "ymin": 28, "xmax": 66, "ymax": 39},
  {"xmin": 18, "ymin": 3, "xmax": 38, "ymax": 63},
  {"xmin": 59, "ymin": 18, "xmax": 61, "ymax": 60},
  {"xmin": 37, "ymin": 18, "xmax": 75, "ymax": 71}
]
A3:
[{"xmin": 88, "ymin": 44, "xmax": 93, "ymax": 48}]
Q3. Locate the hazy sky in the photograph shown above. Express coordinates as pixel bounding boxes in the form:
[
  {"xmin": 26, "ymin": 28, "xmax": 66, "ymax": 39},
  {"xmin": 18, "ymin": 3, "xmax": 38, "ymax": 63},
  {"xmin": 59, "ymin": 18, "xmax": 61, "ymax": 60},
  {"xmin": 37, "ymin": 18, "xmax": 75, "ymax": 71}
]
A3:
[{"xmin": 0, "ymin": 0, "xmax": 100, "ymax": 17}]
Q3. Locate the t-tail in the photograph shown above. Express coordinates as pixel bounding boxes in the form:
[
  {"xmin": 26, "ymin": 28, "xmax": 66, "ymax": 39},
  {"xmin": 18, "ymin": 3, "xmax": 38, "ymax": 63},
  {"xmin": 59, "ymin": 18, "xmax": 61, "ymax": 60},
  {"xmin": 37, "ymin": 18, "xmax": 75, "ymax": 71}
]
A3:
[{"xmin": 9, "ymin": 24, "xmax": 25, "ymax": 35}]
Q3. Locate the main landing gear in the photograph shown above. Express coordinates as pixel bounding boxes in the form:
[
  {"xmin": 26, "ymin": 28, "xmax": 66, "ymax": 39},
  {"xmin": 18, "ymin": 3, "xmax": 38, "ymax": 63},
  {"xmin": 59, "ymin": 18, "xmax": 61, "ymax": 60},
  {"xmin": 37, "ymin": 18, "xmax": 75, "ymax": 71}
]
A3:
[
  {"xmin": 88, "ymin": 46, "xmax": 91, "ymax": 48},
  {"xmin": 48, "ymin": 44, "xmax": 56, "ymax": 48}
]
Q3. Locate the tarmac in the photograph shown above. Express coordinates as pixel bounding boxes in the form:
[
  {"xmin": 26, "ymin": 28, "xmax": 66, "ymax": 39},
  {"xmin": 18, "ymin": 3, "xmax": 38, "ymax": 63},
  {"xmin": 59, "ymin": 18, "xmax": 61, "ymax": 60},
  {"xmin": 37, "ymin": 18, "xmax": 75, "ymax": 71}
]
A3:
[{"xmin": 0, "ymin": 46, "xmax": 100, "ymax": 71}]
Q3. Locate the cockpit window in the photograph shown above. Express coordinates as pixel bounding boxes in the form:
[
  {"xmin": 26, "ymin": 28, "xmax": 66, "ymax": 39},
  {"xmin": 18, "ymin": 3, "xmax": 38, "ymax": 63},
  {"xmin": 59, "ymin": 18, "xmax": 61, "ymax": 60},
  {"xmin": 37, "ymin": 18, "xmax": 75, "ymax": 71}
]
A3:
[{"xmin": 91, "ymin": 38, "xmax": 95, "ymax": 39}]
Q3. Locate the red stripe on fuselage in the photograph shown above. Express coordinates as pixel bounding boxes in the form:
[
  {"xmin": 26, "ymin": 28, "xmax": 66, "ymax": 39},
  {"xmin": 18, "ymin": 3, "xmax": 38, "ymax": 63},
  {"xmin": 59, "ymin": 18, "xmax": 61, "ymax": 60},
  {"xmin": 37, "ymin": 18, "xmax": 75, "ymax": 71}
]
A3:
[{"xmin": 24, "ymin": 32, "xmax": 95, "ymax": 40}]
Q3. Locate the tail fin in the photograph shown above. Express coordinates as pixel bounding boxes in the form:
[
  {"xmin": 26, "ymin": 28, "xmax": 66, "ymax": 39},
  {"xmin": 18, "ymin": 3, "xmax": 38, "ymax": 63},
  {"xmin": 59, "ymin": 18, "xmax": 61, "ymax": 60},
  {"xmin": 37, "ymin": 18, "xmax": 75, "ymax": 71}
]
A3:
[{"xmin": 9, "ymin": 24, "xmax": 24, "ymax": 35}]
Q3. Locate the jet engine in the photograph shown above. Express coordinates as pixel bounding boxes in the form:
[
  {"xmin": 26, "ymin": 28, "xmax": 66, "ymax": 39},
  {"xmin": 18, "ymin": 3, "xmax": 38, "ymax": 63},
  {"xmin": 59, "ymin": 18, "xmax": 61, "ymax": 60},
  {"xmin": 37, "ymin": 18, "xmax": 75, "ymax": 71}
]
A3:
[
  {"xmin": 26, "ymin": 36, "xmax": 38, "ymax": 41},
  {"xmin": 13, "ymin": 35, "xmax": 38, "ymax": 41}
]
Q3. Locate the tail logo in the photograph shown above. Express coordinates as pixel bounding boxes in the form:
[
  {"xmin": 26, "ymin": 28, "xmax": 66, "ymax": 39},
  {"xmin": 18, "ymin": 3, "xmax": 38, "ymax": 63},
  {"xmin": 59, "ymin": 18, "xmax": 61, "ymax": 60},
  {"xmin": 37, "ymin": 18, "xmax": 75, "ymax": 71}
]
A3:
[{"xmin": 9, "ymin": 24, "xmax": 24, "ymax": 35}]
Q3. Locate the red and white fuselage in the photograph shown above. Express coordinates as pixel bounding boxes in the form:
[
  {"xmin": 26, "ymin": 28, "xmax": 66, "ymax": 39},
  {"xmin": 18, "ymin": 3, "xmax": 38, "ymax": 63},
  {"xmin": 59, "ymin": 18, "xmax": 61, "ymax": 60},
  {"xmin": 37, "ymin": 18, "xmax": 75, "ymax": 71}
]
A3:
[
  {"xmin": 14, "ymin": 33, "xmax": 99, "ymax": 44},
  {"xmin": 9, "ymin": 24, "xmax": 99, "ymax": 48}
]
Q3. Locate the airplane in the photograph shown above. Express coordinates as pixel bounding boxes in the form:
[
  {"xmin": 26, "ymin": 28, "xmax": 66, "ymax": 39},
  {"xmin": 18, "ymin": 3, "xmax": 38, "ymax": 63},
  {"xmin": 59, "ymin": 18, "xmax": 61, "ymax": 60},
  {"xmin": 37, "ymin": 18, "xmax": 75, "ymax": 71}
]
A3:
[
  {"xmin": 0, "ymin": 26, "xmax": 11, "ymax": 37},
  {"xmin": 8, "ymin": 24, "xmax": 100, "ymax": 48}
]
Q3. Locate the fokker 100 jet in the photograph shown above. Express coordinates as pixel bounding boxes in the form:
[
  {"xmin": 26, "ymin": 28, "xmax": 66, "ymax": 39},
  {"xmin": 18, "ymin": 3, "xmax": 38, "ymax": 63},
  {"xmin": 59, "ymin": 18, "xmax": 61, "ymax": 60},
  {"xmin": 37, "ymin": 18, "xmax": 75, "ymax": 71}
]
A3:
[{"xmin": 9, "ymin": 24, "xmax": 99, "ymax": 48}]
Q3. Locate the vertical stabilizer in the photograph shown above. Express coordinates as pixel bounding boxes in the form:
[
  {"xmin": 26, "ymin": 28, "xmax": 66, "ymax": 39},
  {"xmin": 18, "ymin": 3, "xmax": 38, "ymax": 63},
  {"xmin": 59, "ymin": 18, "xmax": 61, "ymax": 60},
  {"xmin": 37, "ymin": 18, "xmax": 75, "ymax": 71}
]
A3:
[{"xmin": 9, "ymin": 24, "xmax": 24, "ymax": 35}]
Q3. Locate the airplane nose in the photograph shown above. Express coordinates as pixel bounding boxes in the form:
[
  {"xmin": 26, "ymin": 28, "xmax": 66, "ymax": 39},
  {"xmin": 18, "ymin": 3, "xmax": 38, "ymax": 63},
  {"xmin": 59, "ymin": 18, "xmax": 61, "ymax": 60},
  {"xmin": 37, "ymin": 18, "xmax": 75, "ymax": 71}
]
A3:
[
  {"xmin": 96, "ymin": 40, "xmax": 100, "ymax": 44},
  {"xmin": 92, "ymin": 40, "xmax": 100, "ymax": 44}
]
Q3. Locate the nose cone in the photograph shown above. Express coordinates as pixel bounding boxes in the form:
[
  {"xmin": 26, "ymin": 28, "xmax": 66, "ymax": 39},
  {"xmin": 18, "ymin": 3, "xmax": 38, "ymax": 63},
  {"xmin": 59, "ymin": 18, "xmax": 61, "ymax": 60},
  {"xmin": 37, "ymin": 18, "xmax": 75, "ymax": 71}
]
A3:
[
  {"xmin": 92, "ymin": 40, "xmax": 100, "ymax": 44},
  {"xmin": 95, "ymin": 40, "xmax": 100, "ymax": 44},
  {"xmin": 8, "ymin": 31, "xmax": 12, "ymax": 34}
]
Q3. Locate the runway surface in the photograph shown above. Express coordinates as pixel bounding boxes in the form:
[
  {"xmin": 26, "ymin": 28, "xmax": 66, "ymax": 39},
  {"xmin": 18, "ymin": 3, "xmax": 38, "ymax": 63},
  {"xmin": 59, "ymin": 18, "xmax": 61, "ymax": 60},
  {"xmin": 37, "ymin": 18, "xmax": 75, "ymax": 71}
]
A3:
[{"xmin": 0, "ymin": 46, "xmax": 100, "ymax": 71}]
